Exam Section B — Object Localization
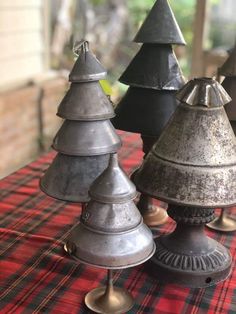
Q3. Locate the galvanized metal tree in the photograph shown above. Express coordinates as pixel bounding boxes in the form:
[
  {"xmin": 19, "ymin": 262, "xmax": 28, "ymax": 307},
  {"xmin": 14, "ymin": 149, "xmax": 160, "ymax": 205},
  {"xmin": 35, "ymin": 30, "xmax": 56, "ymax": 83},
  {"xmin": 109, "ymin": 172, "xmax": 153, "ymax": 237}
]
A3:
[
  {"xmin": 112, "ymin": 0, "xmax": 186, "ymax": 226},
  {"xmin": 40, "ymin": 41, "xmax": 121, "ymax": 204},
  {"xmin": 207, "ymin": 45, "xmax": 236, "ymax": 232}
]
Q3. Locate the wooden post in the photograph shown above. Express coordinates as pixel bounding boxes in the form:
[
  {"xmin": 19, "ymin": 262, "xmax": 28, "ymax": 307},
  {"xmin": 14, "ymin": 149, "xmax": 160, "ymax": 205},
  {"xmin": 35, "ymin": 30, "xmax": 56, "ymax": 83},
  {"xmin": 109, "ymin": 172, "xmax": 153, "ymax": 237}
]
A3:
[{"xmin": 191, "ymin": 0, "xmax": 208, "ymax": 78}]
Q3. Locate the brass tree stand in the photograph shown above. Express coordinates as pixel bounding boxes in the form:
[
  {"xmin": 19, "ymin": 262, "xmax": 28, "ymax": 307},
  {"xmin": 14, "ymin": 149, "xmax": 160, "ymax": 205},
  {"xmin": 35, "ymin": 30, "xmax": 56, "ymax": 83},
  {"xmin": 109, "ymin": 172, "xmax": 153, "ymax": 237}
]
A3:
[
  {"xmin": 85, "ymin": 270, "xmax": 134, "ymax": 314},
  {"xmin": 207, "ymin": 208, "xmax": 236, "ymax": 232},
  {"xmin": 149, "ymin": 205, "xmax": 232, "ymax": 288}
]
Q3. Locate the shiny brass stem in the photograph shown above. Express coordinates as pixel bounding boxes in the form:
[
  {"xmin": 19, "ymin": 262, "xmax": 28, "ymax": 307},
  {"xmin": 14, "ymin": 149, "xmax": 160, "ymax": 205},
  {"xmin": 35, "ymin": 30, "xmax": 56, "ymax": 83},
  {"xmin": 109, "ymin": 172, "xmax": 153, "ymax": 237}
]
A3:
[
  {"xmin": 218, "ymin": 208, "xmax": 224, "ymax": 223},
  {"xmin": 104, "ymin": 269, "xmax": 114, "ymax": 297}
]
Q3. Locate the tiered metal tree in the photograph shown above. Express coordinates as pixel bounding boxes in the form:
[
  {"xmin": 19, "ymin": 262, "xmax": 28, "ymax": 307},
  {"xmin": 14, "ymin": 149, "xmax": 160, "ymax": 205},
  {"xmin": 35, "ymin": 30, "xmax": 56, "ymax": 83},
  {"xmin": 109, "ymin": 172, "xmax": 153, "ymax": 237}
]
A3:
[
  {"xmin": 40, "ymin": 41, "xmax": 121, "ymax": 206},
  {"xmin": 207, "ymin": 46, "xmax": 236, "ymax": 232},
  {"xmin": 112, "ymin": 0, "xmax": 186, "ymax": 226}
]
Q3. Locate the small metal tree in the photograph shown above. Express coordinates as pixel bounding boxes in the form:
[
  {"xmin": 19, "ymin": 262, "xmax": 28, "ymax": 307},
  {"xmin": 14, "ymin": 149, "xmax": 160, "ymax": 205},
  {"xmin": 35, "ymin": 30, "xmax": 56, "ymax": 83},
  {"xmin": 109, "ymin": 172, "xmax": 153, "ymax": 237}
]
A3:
[
  {"xmin": 207, "ymin": 46, "xmax": 236, "ymax": 232},
  {"xmin": 65, "ymin": 154, "xmax": 155, "ymax": 314},
  {"xmin": 40, "ymin": 40, "xmax": 121, "ymax": 212},
  {"xmin": 112, "ymin": 0, "xmax": 186, "ymax": 227}
]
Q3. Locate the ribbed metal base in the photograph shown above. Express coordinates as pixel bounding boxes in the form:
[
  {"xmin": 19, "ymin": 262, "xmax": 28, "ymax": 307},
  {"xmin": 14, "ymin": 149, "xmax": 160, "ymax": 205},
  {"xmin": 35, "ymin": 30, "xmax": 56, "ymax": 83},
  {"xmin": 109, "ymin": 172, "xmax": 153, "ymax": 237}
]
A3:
[{"xmin": 147, "ymin": 236, "xmax": 232, "ymax": 288}]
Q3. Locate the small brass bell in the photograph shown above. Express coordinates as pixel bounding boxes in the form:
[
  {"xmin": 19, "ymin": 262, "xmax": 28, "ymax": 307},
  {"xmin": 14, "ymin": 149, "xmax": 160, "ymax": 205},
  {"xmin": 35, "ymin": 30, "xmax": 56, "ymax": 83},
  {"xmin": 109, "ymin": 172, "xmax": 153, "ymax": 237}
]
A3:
[
  {"xmin": 133, "ymin": 78, "xmax": 236, "ymax": 287},
  {"xmin": 65, "ymin": 154, "xmax": 156, "ymax": 314}
]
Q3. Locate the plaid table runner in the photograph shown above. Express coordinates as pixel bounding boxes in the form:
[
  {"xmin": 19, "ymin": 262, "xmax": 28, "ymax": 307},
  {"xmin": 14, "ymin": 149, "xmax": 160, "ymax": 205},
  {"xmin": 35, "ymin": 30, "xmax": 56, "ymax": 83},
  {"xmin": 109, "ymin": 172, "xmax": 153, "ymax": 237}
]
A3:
[{"xmin": 0, "ymin": 131, "xmax": 235, "ymax": 314}]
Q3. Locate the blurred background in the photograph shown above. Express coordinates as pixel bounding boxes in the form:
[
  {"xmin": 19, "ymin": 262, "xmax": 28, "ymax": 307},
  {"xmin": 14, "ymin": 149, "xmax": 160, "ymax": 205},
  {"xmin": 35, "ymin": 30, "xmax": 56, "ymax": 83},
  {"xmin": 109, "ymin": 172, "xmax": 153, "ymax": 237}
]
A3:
[{"xmin": 0, "ymin": 0, "xmax": 236, "ymax": 178}]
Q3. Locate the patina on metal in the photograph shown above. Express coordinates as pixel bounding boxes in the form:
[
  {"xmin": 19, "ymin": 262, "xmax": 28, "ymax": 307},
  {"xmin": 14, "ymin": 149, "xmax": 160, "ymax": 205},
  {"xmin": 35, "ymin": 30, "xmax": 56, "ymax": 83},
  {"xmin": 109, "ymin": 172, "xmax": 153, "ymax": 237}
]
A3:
[
  {"xmin": 113, "ymin": 88, "xmax": 178, "ymax": 137},
  {"xmin": 57, "ymin": 82, "xmax": 115, "ymax": 121},
  {"xmin": 69, "ymin": 40, "xmax": 106, "ymax": 82},
  {"xmin": 134, "ymin": 78, "xmax": 235, "ymax": 287},
  {"xmin": 207, "ymin": 209, "xmax": 236, "ymax": 232},
  {"xmin": 65, "ymin": 154, "xmax": 155, "ymax": 314},
  {"xmin": 134, "ymin": 78, "xmax": 235, "ymax": 208},
  {"xmin": 119, "ymin": 44, "xmax": 185, "ymax": 90},
  {"xmin": 40, "ymin": 153, "xmax": 110, "ymax": 203},
  {"xmin": 134, "ymin": 0, "xmax": 186, "ymax": 45}
]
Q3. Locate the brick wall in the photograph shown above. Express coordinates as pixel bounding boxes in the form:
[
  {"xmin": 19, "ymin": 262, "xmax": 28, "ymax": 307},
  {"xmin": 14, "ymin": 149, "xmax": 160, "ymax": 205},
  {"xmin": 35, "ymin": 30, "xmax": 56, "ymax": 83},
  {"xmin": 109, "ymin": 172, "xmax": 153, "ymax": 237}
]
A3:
[{"xmin": 0, "ymin": 77, "xmax": 67, "ymax": 178}]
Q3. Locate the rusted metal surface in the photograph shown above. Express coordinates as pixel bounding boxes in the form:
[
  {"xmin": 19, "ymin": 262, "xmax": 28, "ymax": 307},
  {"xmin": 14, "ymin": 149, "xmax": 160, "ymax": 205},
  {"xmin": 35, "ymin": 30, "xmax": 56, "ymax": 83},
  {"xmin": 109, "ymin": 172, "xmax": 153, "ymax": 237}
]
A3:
[
  {"xmin": 134, "ymin": 78, "xmax": 236, "ymax": 208},
  {"xmin": 120, "ymin": 44, "xmax": 185, "ymax": 90},
  {"xmin": 112, "ymin": 88, "xmax": 178, "ymax": 136},
  {"xmin": 134, "ymin": 0, "xmax": 186, "ymax": 45},
  {"xmin": 65, "ymin": 154, "xmax": 156, "ymax": 269},
  {"xmin": 40, "ymin": 153, "xmax": 110, "ymax": 203},
  {"xmin": 57, "ymin": 82, "xmax": 115, "ymax": 121},
  {"xmin": 53, "ymin": 120, "xmax": 121, "ymax": 156}
]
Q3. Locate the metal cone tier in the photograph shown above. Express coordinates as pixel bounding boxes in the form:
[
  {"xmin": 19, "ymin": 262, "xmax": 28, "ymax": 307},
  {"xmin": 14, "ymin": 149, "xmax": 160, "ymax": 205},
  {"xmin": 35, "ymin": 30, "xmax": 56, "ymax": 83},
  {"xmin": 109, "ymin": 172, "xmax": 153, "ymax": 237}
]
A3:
[
  {"xmin": 134, "ymin": 78, "xmax": 236, "ymax": 208},
  {"xmin": 133, "ymin": 78, "xmax": 234, "ymax": 287},
  {"xmin": 53, "ymin": 120, "xmax": 121, "ymax": 156},
  {"xmin": 120, "ymin": 44, "xmax": 184, "ymax": 90},
  {"xmin": 134, "ymin": 0, "xmax": 186, "ymax": 45},
  {"xmin": 57, "ymin": 82, "xmax": 114, "ymax": 120},
  {"xmin": 40, "ymin": 41, "xmax": 121, "ymax": 203},
  {"xmin": 65, "ymin": 154, "xmax": 155, "ymax": 269},
  {"xmin": 40, "ymin": 154, "xmax": 110, "ymax": 203},
  {"xmin": 69, "ymin": 41, "xmax": 106, "ymax": 82}
]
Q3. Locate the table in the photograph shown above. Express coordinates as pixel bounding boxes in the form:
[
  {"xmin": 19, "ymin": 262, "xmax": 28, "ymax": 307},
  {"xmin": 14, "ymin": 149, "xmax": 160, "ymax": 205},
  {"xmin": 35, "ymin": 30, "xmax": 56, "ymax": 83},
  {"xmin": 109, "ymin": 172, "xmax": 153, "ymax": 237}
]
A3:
[{"xmin": 0, "ymin": 131, "xmax": 235, "ymax": 314}]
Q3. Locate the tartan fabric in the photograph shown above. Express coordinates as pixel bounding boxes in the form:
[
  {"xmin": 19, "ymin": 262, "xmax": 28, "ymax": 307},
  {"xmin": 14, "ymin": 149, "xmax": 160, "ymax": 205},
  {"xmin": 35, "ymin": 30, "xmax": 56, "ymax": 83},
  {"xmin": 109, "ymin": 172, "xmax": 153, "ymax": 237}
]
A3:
[{"xmin": 0, "ymin": 130, "xmax": 235, "ymax": 314}]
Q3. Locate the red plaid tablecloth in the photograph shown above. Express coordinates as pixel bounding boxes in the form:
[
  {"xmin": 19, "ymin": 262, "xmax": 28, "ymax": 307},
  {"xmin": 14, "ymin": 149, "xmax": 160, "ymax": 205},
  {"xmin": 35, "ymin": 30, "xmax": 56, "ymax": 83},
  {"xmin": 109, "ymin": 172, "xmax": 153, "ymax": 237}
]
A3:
[{"xmin": 0, "ymin": 131, "xmax": 235, "ymax": 314}]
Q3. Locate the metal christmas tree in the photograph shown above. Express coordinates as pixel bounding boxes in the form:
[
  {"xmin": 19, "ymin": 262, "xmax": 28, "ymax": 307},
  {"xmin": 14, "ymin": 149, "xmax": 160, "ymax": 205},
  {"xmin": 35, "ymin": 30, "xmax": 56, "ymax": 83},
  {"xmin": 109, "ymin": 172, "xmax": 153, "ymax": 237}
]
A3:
[
  {"xmin": 65, "ymin": 154, "xmax": 155, "ymax": 314},
  {"xmin": 40, "ymin": 41, "xmax": 121, "ymax": 204},
  {"xmin": 112, "ymin": 0, "xmax": 186, "ymax": 226},
  {"xmin": 207, "ymin": 46, "xmax": 236, "ymax": 232},
  {"xmin": 134, "ymin": 78, "xmax": 235, "ymax": 288}
]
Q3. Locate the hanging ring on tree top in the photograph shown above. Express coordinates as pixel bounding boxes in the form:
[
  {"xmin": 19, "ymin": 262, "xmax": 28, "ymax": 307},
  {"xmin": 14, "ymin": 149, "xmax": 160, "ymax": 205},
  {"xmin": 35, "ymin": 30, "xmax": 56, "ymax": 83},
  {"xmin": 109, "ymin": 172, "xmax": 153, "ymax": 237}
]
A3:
[{"xmin": 73, "ymin": 39, "xmax": 89, "ymax": 56}]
